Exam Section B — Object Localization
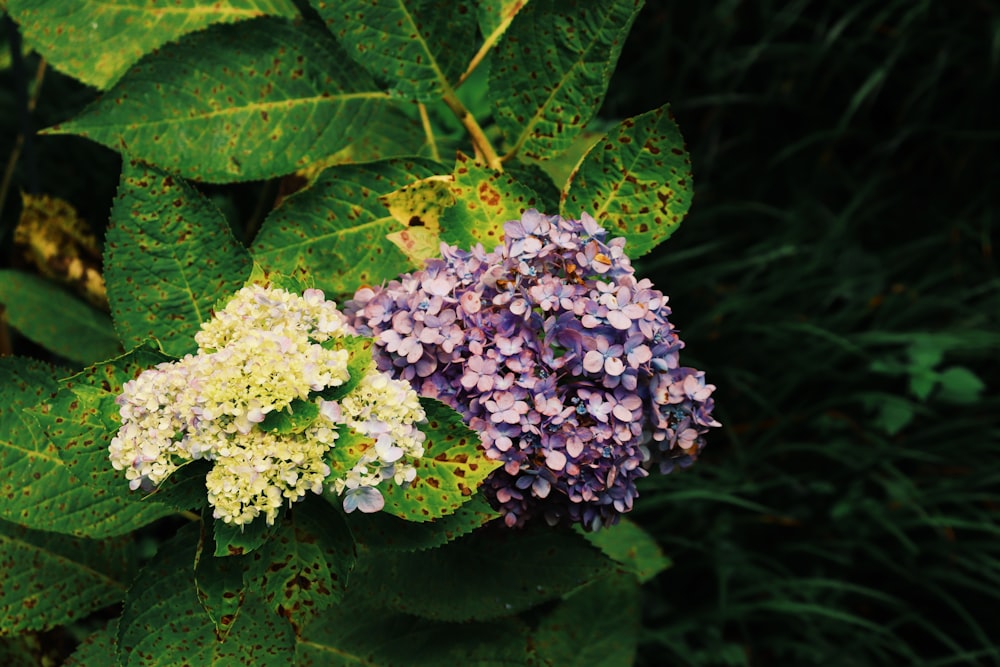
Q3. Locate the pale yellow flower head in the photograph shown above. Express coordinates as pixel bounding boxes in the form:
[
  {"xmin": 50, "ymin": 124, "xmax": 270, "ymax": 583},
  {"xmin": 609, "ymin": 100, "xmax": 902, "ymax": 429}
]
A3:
[{"xmin": 109, "ymin": 284, "xmax": 427, "ymax": 526}]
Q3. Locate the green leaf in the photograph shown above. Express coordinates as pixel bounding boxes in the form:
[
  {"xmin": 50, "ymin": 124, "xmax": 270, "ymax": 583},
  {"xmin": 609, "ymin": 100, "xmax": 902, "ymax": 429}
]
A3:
[
  {"xmin": 312, "ymin": 0, "xmax": 477, "ymax": 101},
  {"xmin": 63, "ymin": 621, "xmax": 118, "ymax": 667},
  {"xmin": 252, "ymin": 158, "xmax": 442, "ymax": 299},
  {"xmin": 194, "ymin": 524, "xmax": 248, "ymax": 641},
  {"xmin": 297, "ymin": 602, "xmax": 532, "ymax": 666},
  {"xmin": 118, "ymin": 523, "xmax": 297, "ymax": 666},
  {"xmin": 316, "ymin": 336, "xmax": 373, "ymax": 403},
  {"xmin": 143, "ymin": 460, "xmax": 211, "ymax": 514},
  {"xmin": 578, "ymin": 517, "xmax": 671, "ymax": 583},
  {"xmin": 506, "ymin": 161, "xmax": 561, "ymax": 212},
  {"xmin": 0, "ymin": 270, "xmax": 121, "ymax": 364},
  {"xmin": 106, "ymin": 159, "xmax": 252, "ymax": 357},
  {"xmin": 532, "ymin": 570, "xmax": 641, "ymax": 667},
  {"xmin": 213, "ymin": 511, "xmax": 281, "ymax": 557},
  {"xmin": 316, "ymin": 102, "xmax": 431, "ymax": 166},
  {"xmin": 937, "ymin": 366, "xmax": 985, "ymax": 404},
  {"xmin": 476, "ymin": 0, "xmax": 531, "ymax": 38},
  {"xmin": 351, "ymin": 524, "xmax": 614, "ymax": 621},
  {"xmin": 22, "ymin": 349, "xmax": 176, "ymax": 538},
  {"xmin": 346, "ymin": 495, "xmax": 499, "ymax": 552},
  {"xmin": 561, "ymin": 103, "xmax": 694, "ymax": 257},
  {"xmin": 244, "ymin": 496, "xmax": 356, "ymax": 630},
  {"xmin": 7, "ymin": 0, "xmax": 298, "ymax": 90},
  {"xmin": 0, "ymin": 519, "xmax": 134, "ymax": 634},
  {"xmin": 380, "ymin": 398, "xmax": 500, "ymax": 522},
  {"xmin": 439, "ymin": 153, "xmax": 541, "ymax": 251},
  {"xmin": 0, "ymin": 356, "xmax": 169, "ymax": 537},
  {"xmin": 46, "ymin": 18, "xmax": 390, "ymax": 183},
  {"xmin": 490, "ymin": 0, "xmax": 643, "ymax": 161},
  {"xmin": 259, "ymin": 399, "xmax": 321, "ymax": 434}
]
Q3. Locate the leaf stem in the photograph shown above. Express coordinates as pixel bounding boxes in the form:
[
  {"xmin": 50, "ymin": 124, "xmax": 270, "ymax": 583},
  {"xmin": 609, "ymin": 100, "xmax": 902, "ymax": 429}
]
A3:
[
  {"xmin": 417, "ymin": 102, "xmax": 441, "ymax": 163},
  {"xmin": 441, "ymin": 89, "xmax": 502, "ymax": 171}
]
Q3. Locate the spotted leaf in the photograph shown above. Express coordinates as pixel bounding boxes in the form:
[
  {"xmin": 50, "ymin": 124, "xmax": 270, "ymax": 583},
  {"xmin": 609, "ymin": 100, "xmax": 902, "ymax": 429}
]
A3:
[
  {"xmin": 490, "ymin": 0, "xmax": 643, "ymax": 161},
  {"xmin": 440, "ymin": 153, "xmax": 541, "ymax": 251},
  {"xmin": 118, "ymin": 523, "xmax": 297, "ymax": 666},
  {"xmin": 312, "ymin": 0, "xmax": 477, "ymax": 102},
  {"xmin": 252, "ymin": 159, "xmax": 442, "ymax": 300},
  {"xmin": 63, "ymin": 621, "xmax": 118, "ymax": 666},
  {"xmin": 1, "ymin": 356, "xmax": 171, "ymax": 538},
  {"xmin": 46, "ymin": 18, "xmax": 389, "ymax": 183},
  {"xmin": 20, "ymin": 349, "xmax": 176, "ymax": 538},
  {"xmin": 0, "ymin": 519, "xmax": 134, "ymax": 635},
  {"xmin": 244, "ymin": 496, "xmax": 356, "ymax": 632},
  {"xmin": 194, "ymin": 524, "xmax": 248, "ymax": 641},
  {"xmin": 7, "ymin": 0, "xmax": 298, "ymax": 90},
  {"xmin": 561, "ymin": 103, "xmax": 693, "ymax": 257},
  {"xmin": 378, "ymin": 398, "xmax": 499, "ymax": 522},
  {"xmin": 105, "ymin": 159, "xmax": 252, "ymax": 358}
]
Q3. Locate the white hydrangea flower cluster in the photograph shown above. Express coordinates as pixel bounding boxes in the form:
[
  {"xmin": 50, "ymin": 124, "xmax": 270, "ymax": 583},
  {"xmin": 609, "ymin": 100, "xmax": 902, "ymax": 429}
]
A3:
[
  {"xmin": 335, "ymin": 373, "xmax": 427, "ymax": 513},
  {"xmin": 108, "ymin": 284, "xmax": 426, "ymax": 526}
]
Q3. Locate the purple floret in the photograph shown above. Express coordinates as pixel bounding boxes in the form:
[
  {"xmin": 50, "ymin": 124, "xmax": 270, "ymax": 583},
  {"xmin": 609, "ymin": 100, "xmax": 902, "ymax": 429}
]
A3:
[{"xmin": 345, "ymin": 210, "xmax": 720, "ymax": 530}]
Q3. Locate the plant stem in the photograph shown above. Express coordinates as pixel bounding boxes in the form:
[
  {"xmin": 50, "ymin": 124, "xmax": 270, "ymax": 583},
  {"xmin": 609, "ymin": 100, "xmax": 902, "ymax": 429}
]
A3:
[
  {"xmin": 456, "ymin": 2, "xmax": 525, "ymax": 88},
  {"xmin": 441, "ymin": 89, "xmax": 502, "ymax": 171},
  {"xmin": 417, "ymin": 102, "xmax": 441, "ymax": 163}
]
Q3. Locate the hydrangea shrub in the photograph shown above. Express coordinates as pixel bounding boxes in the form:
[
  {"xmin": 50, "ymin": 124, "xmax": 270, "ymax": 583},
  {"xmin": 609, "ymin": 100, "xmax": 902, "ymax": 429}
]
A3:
[{"xmin": 0, "ymin": 1, "xmax": 716, "ymax": 664}]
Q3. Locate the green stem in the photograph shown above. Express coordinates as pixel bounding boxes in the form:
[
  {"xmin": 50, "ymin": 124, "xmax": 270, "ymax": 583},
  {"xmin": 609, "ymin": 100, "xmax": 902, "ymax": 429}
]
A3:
[
  {"xmin": 441, "ymin": 88, "xmax": 502, "ymax": 171},
  {"xmin": 417, "ymin": 102, "xmax": 441, "ymax": 163}
]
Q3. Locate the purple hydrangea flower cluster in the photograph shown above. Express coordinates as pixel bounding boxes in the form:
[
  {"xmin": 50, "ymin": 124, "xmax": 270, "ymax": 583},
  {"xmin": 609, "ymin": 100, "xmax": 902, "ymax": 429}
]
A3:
[{"xmin": 346, "ymin": 210, "xmax": 720, "ymax": 530}]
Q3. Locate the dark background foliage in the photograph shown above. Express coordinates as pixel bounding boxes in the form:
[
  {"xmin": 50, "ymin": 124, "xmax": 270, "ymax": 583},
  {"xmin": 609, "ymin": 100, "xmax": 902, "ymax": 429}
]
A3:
[{"xmin": 2, "ymin": 1, "xmax": 998, "ymax": 664}]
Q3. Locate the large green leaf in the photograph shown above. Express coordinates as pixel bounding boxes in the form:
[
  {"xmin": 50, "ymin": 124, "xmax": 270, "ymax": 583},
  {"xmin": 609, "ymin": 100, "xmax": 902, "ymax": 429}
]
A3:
[
  {"xmin": 351, "ymin": 525, "xmax": 614, "ymax": 621},
  {"xmin": 118, "ymin": 523, "xmax": 297, "ymax": 666},
  {"xmin": 106, "ymin": 159, "xmax": 252, "ymax": 357},
  {"xmin": 0, "ymin": 519, "xmax": 134, "ymax": 635},
  {"xmin": 561, "ymin": 103, "xmax": 694, "ymax": 257},
  {"xmin": 439, "ymin": 153, "xmax": 541, "ymax": 251},
  {"xmin": 63, "ymin": 621, "xmax": 118, "ymax": 666},
  {"xmin": 46, "ymin": 18, "xmax": 390, "ymax": 182},
  {"xmin": 490, "ymin": 0, "xmax": 643, "ymax": 161},
  {"xmin": 0, "ymin": 356, "xmax": 169, "ymax": 537},
  {"xmin": 252, "ymin": 158, "xmax": 441, "ymax": 299},
  {"xmin": 532, "ymin": 571, "xmax": 641, "ymax": 667},
  {"xmin": 0, "ymin": 270, "xmax": 121, "ymax": 365},
  {"xmin": 7, "ymin": 0, "xmax": 298, "ymax": 90},
  {"xmin": 195, "ymin": 523, "xmax": 248, "ymax": 641},
  {"xmin": 311, "ymin": 0, "xmax": 477, "ymax": 101},
  {"xmin": 244, "ymin": 497, "xmax": 356, "ymax": 631},
  {"xmin": 22, "ymin": 349, "xmax": 176, "ymax": 538},
  {"xmin": 297, "ymin": 604, "xmax": 531, "ymax": 666}
]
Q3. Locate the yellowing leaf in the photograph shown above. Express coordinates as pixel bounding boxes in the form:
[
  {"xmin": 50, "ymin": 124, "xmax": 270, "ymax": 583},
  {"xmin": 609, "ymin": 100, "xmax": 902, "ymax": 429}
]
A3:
[{"xmin": 14, "ymin": 193, "xmax": 106, "ymax": 309}]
